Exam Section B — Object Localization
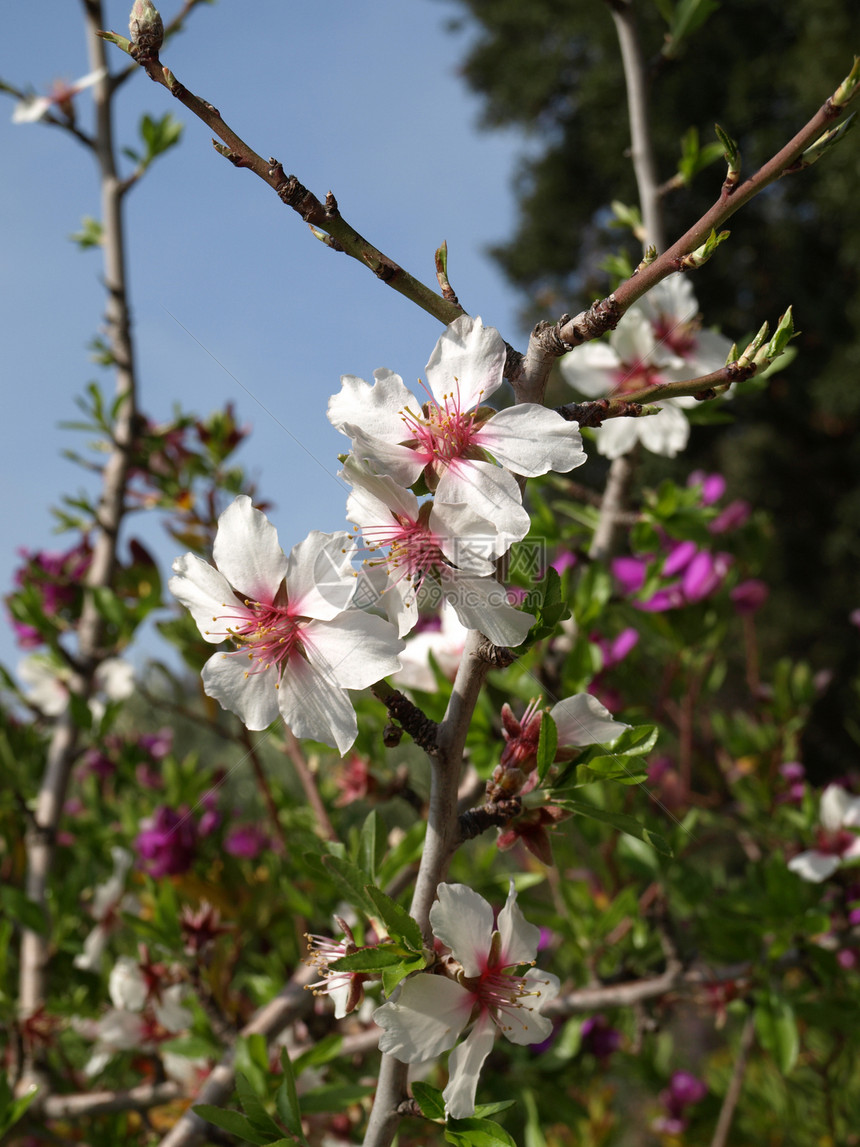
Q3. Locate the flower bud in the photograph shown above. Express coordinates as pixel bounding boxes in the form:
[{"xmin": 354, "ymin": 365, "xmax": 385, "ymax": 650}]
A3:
[{"xmin": 129, "ymin": 0, "xmax": 164, "ymax": 57}]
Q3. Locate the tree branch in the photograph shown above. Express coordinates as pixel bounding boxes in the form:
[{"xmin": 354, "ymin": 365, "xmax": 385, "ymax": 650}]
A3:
[
  {"xmin": 18, "ymin": 3, "xmax": 139, "ymax": 1089},
  {"xmin": 99, "ymin": 29, "xmax": 462, "ymax": 326}
]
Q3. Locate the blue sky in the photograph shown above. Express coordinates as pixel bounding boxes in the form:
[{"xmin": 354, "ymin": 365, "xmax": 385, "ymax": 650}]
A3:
[{"xmin": 0, "ymin": 2, "xmax": 529, "ymax": 673}]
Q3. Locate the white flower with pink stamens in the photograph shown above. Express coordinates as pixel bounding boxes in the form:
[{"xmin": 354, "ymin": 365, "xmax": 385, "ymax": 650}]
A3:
[
  {"xmin": 328, "ymin": 316, "xmax": 586, "ymax": 547},
  {"xmin": 373, "ymin": 882, "xmax": 559, "ymax": 1119},
  {"xmin": 559, "ymin": 276, "xmax": 732, "ymax": 459},
  {"xmin": 342, "ymin": 457, "xmax": 534, "ymax": 648},
  {"xmin": 169, "ymin": 495, "xmax": 404, "ymax": 754}
]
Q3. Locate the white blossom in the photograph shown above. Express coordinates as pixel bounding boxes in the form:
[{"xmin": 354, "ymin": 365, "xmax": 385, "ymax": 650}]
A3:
[
  {"xmin": 374, "ymin": 882, "xmax": 558, "ymax": 1118},
  {"xmin": 329, "ymin": 316, "xmax": 585, "ymax": 548},
  {"xmin": 787, "ymin": 785, "xmax": 860, "ymax": 883},
  {"xmin": 169, "ymin": 496, "xmax": 404, "ymax": 754}
]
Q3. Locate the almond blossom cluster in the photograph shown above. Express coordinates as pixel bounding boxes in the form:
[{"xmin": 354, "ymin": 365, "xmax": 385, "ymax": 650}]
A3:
[
  {"xmin": 559, "ymin": 275, "xmax": 733, "ymax": 458},
  {"xmin": 171, "ymin": 316, "xmax": 587, "ymax": 751}
]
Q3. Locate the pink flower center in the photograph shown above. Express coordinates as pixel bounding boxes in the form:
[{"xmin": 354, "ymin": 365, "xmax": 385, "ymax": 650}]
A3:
[
  {"xmin": 208, "ymin": 598, "xmax": 303, "ymax": 679},
  {"xmin": 653, "ymin": 318, "xmax": 697, "ymax": 361},
  {"xmin": 815, "ymin": 827, "xmax": 858, "ymax": 857},
  {"xmin": 467, "ymin": 961, "xmax": 535, "ymax": 1034},
  {"xmin": 361, "ymin": 508, "xmax": 447, "ymax": 595},
  {"xmin": 400, "ymin": 386, "xmax": 482, "ymax": 465},
  {"xmin": 612, "ymin": 360, "xmax": 663, "ymax": 395}
]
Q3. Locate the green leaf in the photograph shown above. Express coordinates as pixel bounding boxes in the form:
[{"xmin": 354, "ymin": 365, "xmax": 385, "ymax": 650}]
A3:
[
  {"xmin": 555, "ymin": 799, "xmax": 673, "ymax": 856},
  {"xmin": 234, "ymin": 1073, "xmax": 283, "ymax": 1139},
  {"xmin": 445, "ymin": 1116, "xmax": 518, "ymax": 1147},
  {"xmin": 293, "ymin": 1034, "xmax": 343, "ymax": 1076},
  {"xmin": 299, "ymin": 1083, "xmax": 374, "ymax": 1114},
  {"xmin": 305, "ymin": 852, "xmax": 376, "ymax": 916},
  {"xmin": 0, "ymin": 886, "xmax": 47, "ymax": 934},
  {"xmin": 275, "ymin": 1048, "xmax": 309, "ymax": 1146},
  {"xmin": 329, "ymin": 945, "xmax": 407, "ymax": 973},
  {"xmin": 755, "ymin": 996, "xmax": 799, "ymax": 1075},
  {"xmin": 382, "ymin": 955, "xmax": 426, "ymax": 996},
  {"xmin": 191, "ymin": 1105, "xmax": 271, "ymax": 1145},
  {"xmin": 413, "ymin": 1081, "xmax": 446, "ymax": 1120},
  {"xmin": 0, "ymin": 1074, "xmax": 39, "ymax": 1137},
  {"xmin": 358, "ymin": 810, "xmax": 382, "ymax": 882},
  {"xmin": 235, "ymin": 1038, "xmax": 270, "ymax": 1098},
  {"xmin": 524, "ymin": 567, "xmax": 572, "ymax": 645},
  {"xmin": 365, "ymin": 884, "xmax": 424, "ymax": 953},
  {"xmin": 536, "ymin": 711, "xmax": 558, "ymax": 784},
  {"xmin": 69, "ymin": 215, "xmax": 103, "ymax": 249}
]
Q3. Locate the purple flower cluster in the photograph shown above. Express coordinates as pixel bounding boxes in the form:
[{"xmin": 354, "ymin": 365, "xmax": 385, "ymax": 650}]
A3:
[
  {"xmin": 610, "ymin": 472, "xmax": 767, "ymax": 615},
  {"xmin": 136, "ymin": 807, "xmax": 198, "ymax": 878},
  {"xmin": 7, "ymin": 541, "xmax": 92, "ymax": 647}
]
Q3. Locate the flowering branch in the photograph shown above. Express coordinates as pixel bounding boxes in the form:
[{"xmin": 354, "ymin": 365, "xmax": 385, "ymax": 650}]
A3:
[{"xmin": 511, "ymin": 58, "xmax": 859, "ymax": 405}]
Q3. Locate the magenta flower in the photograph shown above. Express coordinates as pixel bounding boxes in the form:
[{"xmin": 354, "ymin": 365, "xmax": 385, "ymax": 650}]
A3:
[
  {"xmin": 136, "ymin": 807, "xmax": 198, "ymax": 878},
  {"xmin": 224, "ymin": 824, "xmax": 269, "ymax": 859},
  {"xmin": 709, "ymin": 499, "xmax": 751, "ymax": 534},
  {"xmin": 581, "ymin": 1014, "xmax": 622, "ymax": 1062},
  {"xmin": 688, "ymin": 470, "xmax": 726, "ymax": 506},
  {"xmin": 731, "ymin": 579, "xmax": 769, "ymax": 614},
  {"xmin": 653, "ymin": 1070, "xmax": 707, "ymax": 1134}
]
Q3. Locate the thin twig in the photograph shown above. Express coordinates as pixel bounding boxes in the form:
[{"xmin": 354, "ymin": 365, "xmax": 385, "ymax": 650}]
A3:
[
  {"xmin": 709, "ymin": 1014, "xmax": 755, "ymax": 1147},
  {"xmin": 101, "ymin": 30, "xmax": 461, "ymax": 326},
  {"xmin": 283, "ymin": 728, "xmax": 338, "ymax": 843}
]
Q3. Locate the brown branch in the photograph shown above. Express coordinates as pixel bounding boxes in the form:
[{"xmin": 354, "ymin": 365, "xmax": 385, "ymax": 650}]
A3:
[
  {"xmin": 511, "ymin": 62, "xmax": 858, "ymax": 406},
  {"xmin": 18, "ymin": 4, "xmax": 139, "ymax": 1090},
  {"xmin": 43, "ymin": 1080, "xmax": 182, "ymax": 1120},
  {"xmin": 709, "ymin": 1014, "xmax": 756, "ymax": 1147},
  {"xmin": 282, "ymin": 728, "xmax": 338, "ymax": 843},
  {"xmin": 98, "ymin": 30, "xmax": 461, "ymax": 326},
  {"xmin": 156, "ymin": 964, "xmax": 316, "ymax": 1147}
]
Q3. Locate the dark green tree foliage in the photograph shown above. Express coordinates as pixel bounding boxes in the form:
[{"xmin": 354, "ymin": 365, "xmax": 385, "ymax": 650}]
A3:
[{"xmin": 441, "ymin": 0, "xmax": 860, "ymax": 775}]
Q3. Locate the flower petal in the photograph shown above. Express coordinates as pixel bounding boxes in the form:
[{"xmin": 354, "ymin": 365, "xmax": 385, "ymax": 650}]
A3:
[
  {"xmin": 169, "ymin": 554, "xmax": 240, "ymax": 643},
  {"xmin": 201, "ymin": 651, "xmax": 281, "ymax": 731},
  {"xmin": 212, "ymin": 496, "xmax": 288, "ymax": 603},
  {"xmin": 430, "ymin": 883, "xmax": 494, "ymax": 978},
  {"xmin": 327, "ymin": 369, "xmax": 414, "ymax": 440},
  {"xmin": 443, "ymin": 1012, "xmax": 496, "ymax": 1119},
  {"xmin": 434, "ymin": 462, "xmax": 530, "ymax": 550},
  {"xmin": 374, "ymin": 974, "xmax": 473, "ymax": 1062},
  {"xmin": 475, "ymin": 404, "xmax": 586, "ymax": 477},
  {"xmin": 820, "ymin": 784, "xmax": 854, "ymax": 832},
  {"xmin": 425, "ymin": 316, "xmax": 506, "ymax": 409},
  {"xmin": 550, "ymin": 694, "xmax": 629, "ymax": 747},
  {"xmin": 277, "ymin": 654, "xmax": 358, "ymax": 754},
  {"xmin": 636, "ymin": 403, "xmax": 690, "ymax": 457},
  {"xmin": 440, "ymin": 572, "xmax": 534, "ymax": 648},
  {"xmin": 497, "ymin": 881, "xmax": 540, "ymax": 966},
  {"xmin": 502, "ymin": 966, "xmax": 560, "ymax": 1046},
  {"xmin": 283, "ymin": 530, "xmax": 358, "ymax": 620},
  {"xmin": 301, "ymin": 612, "xmax": 404, "ymax": 690},
  {"xmin": 343, "ymin": 423, "xmax": 425, "ymax": 488},
  {"xmin": 558, "ymin": 342, "xmax": 621, "ymax": 397},
  {"xmin": 787, "ymin": 850, "xmax": 841, "ymax": 883}
]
